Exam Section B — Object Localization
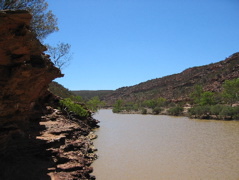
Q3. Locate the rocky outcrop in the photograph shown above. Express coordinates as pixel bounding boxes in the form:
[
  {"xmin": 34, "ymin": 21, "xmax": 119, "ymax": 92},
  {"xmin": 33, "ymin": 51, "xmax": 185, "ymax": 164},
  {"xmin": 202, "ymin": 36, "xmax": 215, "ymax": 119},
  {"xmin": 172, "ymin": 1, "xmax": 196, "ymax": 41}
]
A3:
[
  {"xmin": 39, "ymin": 105, "xmax": 99, "ymax": 180},
  {"xmin": 104, "ymin": 52, "xmax": 239, "ymax": 104},
  {"xmin": 0, "ymin": 10, "xmax": 99, "ymax": 179},
  {"xmin": 0, "ymin": 9, "xmax": 62, "ymax": 154}
]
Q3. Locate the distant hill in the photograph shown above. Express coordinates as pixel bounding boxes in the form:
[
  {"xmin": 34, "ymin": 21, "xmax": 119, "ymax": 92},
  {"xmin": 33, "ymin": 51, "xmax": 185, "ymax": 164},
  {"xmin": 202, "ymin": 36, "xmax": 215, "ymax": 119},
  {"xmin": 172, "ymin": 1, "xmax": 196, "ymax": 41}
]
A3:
[
  {"xmin": 72, "ymin": 90, "xmax": 113, "ymax": 100},
  {"xmin": 103, "ymin": 52, "xmax": 239, "ymax": 105},
  {"xmin": 49, "ymin": 81, "xmax": 74, "ymax": 98},
  {"xmin": 49, "ymin": 82, "xmax": 113, "ymax": 100}
]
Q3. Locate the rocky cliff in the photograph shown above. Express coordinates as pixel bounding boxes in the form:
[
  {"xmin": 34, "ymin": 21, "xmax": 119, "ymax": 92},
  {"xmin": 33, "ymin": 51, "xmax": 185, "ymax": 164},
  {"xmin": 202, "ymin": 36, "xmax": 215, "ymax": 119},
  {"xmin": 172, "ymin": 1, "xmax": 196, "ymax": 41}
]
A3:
[
  {"xmin": 104, "ymin": 52, "xmax": 239, "ymax": 105},
  {"xmin": 0, "ymin": 9, "xmax": 63, "ymax": 139},
  {"xmin": 0, "ymin": 10, "xmax": 98, "ymax": 180}
]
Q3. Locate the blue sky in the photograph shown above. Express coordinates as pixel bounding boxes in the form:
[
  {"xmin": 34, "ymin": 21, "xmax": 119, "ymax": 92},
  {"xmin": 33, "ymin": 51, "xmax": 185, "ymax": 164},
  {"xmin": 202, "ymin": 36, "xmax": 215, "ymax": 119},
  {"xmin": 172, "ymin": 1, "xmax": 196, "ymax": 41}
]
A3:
[{"xmin": 45, "ymin": 0, "xmax": 239, "ymax": 90}]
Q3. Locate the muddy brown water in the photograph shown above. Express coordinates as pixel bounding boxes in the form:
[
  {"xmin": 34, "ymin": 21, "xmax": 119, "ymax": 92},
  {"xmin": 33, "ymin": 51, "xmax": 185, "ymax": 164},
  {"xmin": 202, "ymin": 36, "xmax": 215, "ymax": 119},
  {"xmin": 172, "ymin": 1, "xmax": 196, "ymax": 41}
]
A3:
[{"xmin": 92, "ymin": 109, "xmax": 239, "ymax": 180}]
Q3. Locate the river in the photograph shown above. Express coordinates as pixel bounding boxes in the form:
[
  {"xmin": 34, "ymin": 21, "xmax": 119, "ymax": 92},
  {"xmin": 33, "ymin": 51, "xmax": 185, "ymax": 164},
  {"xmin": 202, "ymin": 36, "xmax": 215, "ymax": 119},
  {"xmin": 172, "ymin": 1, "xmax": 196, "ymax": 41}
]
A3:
[{"xmin": 92, "ymin": 109, "xmax": 239, "ymax": 180}]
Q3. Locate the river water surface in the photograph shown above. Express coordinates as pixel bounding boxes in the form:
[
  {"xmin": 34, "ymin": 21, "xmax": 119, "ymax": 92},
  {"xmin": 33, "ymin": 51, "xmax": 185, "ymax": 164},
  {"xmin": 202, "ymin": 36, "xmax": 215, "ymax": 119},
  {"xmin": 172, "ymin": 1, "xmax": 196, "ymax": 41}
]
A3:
[{"xmin": 92, "ymin": 109, "xmax": 239, "ymax": 180}]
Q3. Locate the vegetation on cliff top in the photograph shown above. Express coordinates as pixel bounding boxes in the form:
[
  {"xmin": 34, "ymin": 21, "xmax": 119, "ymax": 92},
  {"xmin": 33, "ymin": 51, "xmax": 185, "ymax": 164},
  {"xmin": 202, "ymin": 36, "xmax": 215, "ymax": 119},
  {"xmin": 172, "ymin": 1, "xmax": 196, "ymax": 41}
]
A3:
[
  {"xmin": 0, "ymin": 0, "xmax": 72, "ymax": 70},
  {"xmin": 46, "ymin": 42, "xmax": 72, "ymax": 70},
  {"xmin": 0, "ymin": 0, "xmax": 58, "ymax": 40}
]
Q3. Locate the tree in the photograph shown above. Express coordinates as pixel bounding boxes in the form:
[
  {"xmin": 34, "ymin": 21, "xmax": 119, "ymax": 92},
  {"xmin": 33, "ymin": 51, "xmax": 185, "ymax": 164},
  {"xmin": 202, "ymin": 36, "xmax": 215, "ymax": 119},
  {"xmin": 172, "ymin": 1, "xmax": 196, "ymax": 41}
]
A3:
[
  {"xmin": 199, "ymin": 91, "xmax": 215, "ymax": 106},
  {"xmin": 46, "ymin": 42, "xmax": 72, "ymax": 70},
  {"xmin": 152, "ymin": 106, "xmax": 162, "ymax": 115},
  {"xmin": 143, "ymin": 99, "xmax": 157, "ymax": 109},
  {"xmin": 168, "ymin": 106, "xmax": 184, "ymax": 116},
  {"xmin": 222, "ymin": 78, "xmax": 239, "ymax": 105},
  {"xmin": 112, "ymin": 99, "xmax": 123, "ymax": 113},
  {"xmin": 87, "ymin": 96, "xmax": 105, "ymax": 112},
  {"xmin": 0, "ymin": 0, "xmax": 58, "ymax": 40},
  {"xmin": 156, "ymin": 97, "xmax": 167, "ymax": 107},
  {"xmin": 190, "ymin": 85, "xmax": 203, "ymax": 104}
]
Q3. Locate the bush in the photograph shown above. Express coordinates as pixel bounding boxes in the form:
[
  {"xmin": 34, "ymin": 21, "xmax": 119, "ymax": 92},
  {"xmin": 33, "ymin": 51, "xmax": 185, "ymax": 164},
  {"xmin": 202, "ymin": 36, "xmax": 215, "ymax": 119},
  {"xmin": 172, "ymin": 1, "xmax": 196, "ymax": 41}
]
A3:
[
  {"xmin": 168, "ymin": 106, "xmax": 183, "ymax": 116},
  {"xmin": 210, "ymin": 105, "xmax": 224, "ymax": 116},
  {"xmin": 219, "ymin": 106, "xmax": 235, "ymax": 119},
  {"xmin": 142, "ymin": 97, "xmax": 167, "ymax": 109},
  {"xmin": 188, "ymin": 105, "xmax": 210, "ymax": 117},
  {"xmin": 219, "ymin": 106, "xmax": 239, "ymax": 120},
  {"xmin": 60, "ymin": 98, "xmax": 89, "ymax": 118},
  {"xmin": 153, "ymin": 107, "xmax": 162, "ymax": 115},
  {"xmin": 86, "ymin": 96, "xmax": 104, "ymax": 112},
  {"xmin": 112, "ymin": 100, "xmax": 123, "ymax": 113},
  {"xmin": 124, "ymin": 102, "xmax": 135, "ymax": 112},
  {"xmin": 189, "ymin": 105, "xmax": 239, "ymax": 120},
  {"xmin": 232, "ymin": 106, "xmax": 239, "ymax": 120},
  {"xmin": 112, "ymin": 107, "xmax": 121, "ymax": 113},
  {"xmin": 141, "ymin": 108, "xmax": 147, "ymax": 114}
]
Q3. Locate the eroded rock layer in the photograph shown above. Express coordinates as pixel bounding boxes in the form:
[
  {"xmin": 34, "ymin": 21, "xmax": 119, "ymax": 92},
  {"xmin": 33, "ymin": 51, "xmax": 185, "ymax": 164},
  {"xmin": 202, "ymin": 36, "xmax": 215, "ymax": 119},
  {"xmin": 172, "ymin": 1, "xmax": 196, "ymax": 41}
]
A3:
[
  {"xmin": 0, "ymin": 10, "xmax": 99, "ymax": 179},
  {"xmin": 0, "ymin": 9, "xmax": 62, "ymax": 155}
]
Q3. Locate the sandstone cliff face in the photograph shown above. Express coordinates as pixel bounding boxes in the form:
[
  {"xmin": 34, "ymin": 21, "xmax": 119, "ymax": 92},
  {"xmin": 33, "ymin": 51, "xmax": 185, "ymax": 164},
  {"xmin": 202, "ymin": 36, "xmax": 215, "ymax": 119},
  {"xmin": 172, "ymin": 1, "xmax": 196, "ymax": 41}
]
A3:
[
  {"xmin": 0, "ymin": 10, "xmax": 99, "ymax": 180},
  {"xmin": 104, "ymin": 52, "xmax": 239, "ymax": 104},
  {"xmin": 0, "ymin": 11, "xmax": 98, "ymax": 180},
  {"xmin": 0, "ymin": 10, "xmax": 63, "ymax": 153}
]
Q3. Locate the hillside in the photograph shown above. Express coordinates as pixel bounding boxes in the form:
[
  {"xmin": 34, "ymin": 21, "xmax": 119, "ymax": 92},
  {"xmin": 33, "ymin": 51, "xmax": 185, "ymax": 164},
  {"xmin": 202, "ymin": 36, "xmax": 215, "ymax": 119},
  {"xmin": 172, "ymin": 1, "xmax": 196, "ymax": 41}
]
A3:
[
  {"xmin": 72, "ymin": 90, "xmax": 113, "ymax": 100},
  {"xmin": 49, "ymin": 81, "xmax": 75, "ymax": 98},
  {"xmin": 103, "ymin": 52, "xmax": 239, "ymax": 105}
]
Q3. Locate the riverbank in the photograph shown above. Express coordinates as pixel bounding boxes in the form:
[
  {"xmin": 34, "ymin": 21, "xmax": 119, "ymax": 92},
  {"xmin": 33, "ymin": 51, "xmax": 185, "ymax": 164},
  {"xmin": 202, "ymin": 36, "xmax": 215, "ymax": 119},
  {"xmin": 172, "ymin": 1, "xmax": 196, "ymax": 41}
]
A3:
[
  {"xmin": 113, "ymin": 105, "xmax": 239, "ymax": 121},
  {"xmin": 0, "ymin": 102, "xmax": 99, "ymax": 180},
  {"xmin": 39, "ymin": 106, "xmax": 99, "ymax": 179}
]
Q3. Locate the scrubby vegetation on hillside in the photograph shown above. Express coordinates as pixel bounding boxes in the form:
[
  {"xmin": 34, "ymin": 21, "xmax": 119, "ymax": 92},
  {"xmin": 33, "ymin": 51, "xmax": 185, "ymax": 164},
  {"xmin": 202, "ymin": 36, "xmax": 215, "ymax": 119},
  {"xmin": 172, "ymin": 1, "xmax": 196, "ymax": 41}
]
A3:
[
  {"xmin": 112, "ymin": 78, "xmax": 239, "ymax": 120},
  {"xmin": 49, "ymin": 81, "xmax": 75, "ymax": 98},
  {"xmin": 72, "ymin": 90, "xmax": 113, "ymax": 100},
  {"xmin": 105, "ymin": 52, "xmax": 239, "ymax": 106},
  {"xmin": 49, "ymin": 81, "xmax": 105, "ymax": 113}
]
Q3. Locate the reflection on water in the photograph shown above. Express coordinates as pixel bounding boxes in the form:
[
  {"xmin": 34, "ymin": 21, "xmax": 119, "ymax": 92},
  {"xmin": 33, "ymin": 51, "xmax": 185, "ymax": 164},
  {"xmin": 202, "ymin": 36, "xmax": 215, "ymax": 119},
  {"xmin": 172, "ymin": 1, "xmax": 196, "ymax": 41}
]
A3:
[{"xmin": 92, "ymin": 109, "xmax": 239, "ymax": 180}]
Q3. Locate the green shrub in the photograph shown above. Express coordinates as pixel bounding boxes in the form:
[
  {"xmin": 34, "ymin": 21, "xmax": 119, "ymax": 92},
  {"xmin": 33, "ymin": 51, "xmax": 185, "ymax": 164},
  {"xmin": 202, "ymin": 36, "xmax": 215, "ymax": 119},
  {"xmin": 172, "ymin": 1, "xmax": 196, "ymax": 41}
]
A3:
[
  {"xmin": 168, "ymin": 106, "xmax": 183, "ymax": 116},
  {"xmin": 112, "ymin": 107, "xmax": 121, "ymax": 113},
  {"xmin": 189, "ymin": 105, "xmax": 239, "ymax": 120},
  {"xmin": 210, "ymin": 105, "xmax": 224, "ymax": 116},
  {"xmin": 219, "ymin": 106, "xmax": 235, "ymax": 119},
  {"xmin": 153, "ymin": 107, "xmax": 162, "ymax": 115},
  {"xmin": 124, "ymin": 102, "xmax": 135, "ymax": 112},
  {"xmin": 222, "ymin": 78, "xmax": 239, "ymax": 104},
  {"xmin": 86, "ymin": 96, "xmax": 104, "ymax": 112},
  {"xmin": 199, "ymin": 91, "xmax": 216, "ymax": 105},
  {"xmin": 232, "ymin": 106, "xmax": 239, "ymax": 120},
  {"xmin": 141, "ymin": 108, "xmax": 147, "ymax": 114},
  {"xmin": 112, "ymin": 100, "xmax": 123, "ymax": 113},
  {"xmin": 60, "ymin": 98, "xmax": 89, "ymax": 118},
  {"xmin": 189, "ymin": 105, "xmax": 210, "ymax": 116},
  {"xmin": 142, "ymin": 97, "xmax": 167, "ymax": 109}
]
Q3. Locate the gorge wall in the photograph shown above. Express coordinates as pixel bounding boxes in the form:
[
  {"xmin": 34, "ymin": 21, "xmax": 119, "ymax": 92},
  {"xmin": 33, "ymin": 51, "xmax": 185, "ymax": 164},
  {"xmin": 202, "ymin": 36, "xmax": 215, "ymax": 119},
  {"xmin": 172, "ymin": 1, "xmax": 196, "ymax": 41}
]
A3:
[
  {"xmin": 0, "ymin": 10, "xmax": 62, "ymax": 155},
  {"xmin": 104, "ymin": 52, "xmax": 239, "ymax": 105},
  {"xmin": 0, "ymin": 9, "xmax": 62, "ymax": 154},
  {"xmin": 0, "ymin": 10, "xmax": 98, "ymax": 180}
]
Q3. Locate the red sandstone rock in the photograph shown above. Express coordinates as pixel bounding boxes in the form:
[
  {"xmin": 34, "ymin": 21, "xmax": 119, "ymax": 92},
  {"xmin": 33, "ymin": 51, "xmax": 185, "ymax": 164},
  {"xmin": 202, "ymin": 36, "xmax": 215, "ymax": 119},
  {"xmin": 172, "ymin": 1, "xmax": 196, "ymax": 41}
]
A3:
[{"xmin": 0, "ymin": 10, "xmax": 98, "ymax": 180}]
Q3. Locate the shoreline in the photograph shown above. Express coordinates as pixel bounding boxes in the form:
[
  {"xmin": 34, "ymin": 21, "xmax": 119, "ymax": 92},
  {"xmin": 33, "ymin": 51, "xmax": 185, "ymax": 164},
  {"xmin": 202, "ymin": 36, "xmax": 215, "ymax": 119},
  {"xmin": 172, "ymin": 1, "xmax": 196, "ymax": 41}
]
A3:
[
  {"xmin": 112, "ymin": 108, "xmax": 239, "ymax": 121},
  {"xmin": 40, "ymin": 106, "xmax": 99, "ymax": 180}
]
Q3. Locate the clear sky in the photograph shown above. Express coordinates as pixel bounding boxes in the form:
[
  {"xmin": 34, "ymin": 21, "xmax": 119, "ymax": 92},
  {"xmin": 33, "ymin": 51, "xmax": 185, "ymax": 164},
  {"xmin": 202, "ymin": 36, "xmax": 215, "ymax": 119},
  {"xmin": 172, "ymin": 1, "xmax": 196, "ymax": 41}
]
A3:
[{"xmin": 45, "ymin": 0, "xmax": 239, "ymax": 90}]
